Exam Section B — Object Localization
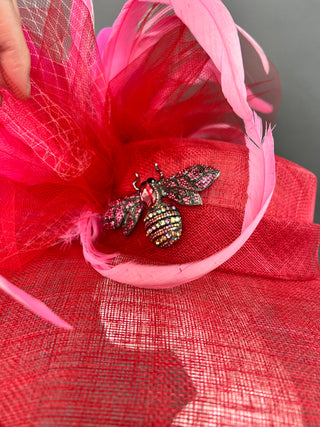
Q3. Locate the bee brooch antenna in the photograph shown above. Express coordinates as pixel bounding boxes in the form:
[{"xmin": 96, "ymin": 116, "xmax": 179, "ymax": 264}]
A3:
[
  {"xmin": 155, "ymin": 163, "xmax": 164, "ymax": 182},
  {"xmin": 133, "ymin": 173, "xmax": 140, "ymax": 191}
]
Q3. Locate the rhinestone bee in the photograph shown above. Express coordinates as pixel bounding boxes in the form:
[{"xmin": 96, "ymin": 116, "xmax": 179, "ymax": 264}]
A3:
[{"xmin": 102, "ymin": 164, "xmax": 220, "ymax": 248}]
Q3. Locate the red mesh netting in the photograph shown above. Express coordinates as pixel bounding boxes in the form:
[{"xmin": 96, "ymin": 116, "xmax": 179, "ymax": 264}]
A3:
[{"xmin": 0, "ymin": 0, "xmax": 115, "ymax": 273}]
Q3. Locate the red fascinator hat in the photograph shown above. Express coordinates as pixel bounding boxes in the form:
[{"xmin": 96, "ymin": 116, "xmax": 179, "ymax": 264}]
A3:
[{"xmin": 1, "ymin": 0, "xmax": 320, "ymax": 425}]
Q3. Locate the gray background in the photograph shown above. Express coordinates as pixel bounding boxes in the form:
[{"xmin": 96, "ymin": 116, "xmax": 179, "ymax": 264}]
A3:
[{"xmin": 93, "ymin": 0, "xmax": 320, "ymax": 223}]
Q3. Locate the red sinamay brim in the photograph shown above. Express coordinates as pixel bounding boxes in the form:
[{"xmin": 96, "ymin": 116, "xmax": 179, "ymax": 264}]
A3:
[{"xmin": 1, "ymin": 154, "xmax": 320, "ymax": 425}]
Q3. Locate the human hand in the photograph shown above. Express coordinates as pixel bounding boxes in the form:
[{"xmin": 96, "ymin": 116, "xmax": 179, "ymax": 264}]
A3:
[{"xmin": 0, "ymin": 0, "xmax": 31, "ymax": 105}]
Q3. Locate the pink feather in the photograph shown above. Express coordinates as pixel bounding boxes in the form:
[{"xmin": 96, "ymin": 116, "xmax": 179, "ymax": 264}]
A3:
[
  {"xmin": 79, "ymin": 213, "xmax": 119, "ymax": 272},
  {"xmin": 242, "ymin": 114, "xmax": 275, "ymax": 230},
  {"xmin": 236, "ymin": 24, "xmax": 270, "ymax": 74},
  {"xmin": 0, "ymin": 275, "xmax": 73, "ymax": 329},
  {"xmin": 247, "ymin": 87, "xmax": 273, "ymax": 115},
  {"xmin": 96, "ymin": 27, "xmax": 113, "ymax": 54}
]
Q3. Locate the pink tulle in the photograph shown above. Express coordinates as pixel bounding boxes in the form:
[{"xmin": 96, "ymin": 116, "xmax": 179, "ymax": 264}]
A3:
[
  {"xmin": 236, "ymin": 25, "xmax": 270, "ymax": 74},
  {"xmin": 99, "ymin": 0, "xmax": 151, "ymax": 83},
  {"xmin": 153, "ymin": 0, "xmax": 253, "ymax": 121}
]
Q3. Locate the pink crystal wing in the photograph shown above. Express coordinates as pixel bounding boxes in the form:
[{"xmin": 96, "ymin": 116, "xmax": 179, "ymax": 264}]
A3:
[
  {"xmin": 162, "ymin": 165, "xmax": 219, "ymax": 206},
  {"xmin": 102, "ymin": 193, "xmax": 143, "ymax": 236}
]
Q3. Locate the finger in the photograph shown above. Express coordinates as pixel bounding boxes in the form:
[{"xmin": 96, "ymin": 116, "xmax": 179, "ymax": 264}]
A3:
[
  {"xmin": 11, "ymin": 0, "xmax": 21, "ymax": 17},
  {"xmin": 0, "ymin": 0, "xmax": 31, "ymax": 100}
]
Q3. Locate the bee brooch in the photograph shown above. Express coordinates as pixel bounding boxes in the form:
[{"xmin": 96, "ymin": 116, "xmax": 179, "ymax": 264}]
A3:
[{"xmin": 102, "ymin": 164, "xmax": 220, "ymax": 248}]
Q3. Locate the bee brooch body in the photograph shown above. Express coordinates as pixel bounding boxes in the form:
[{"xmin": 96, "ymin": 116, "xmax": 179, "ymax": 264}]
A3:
[{"xmin": 102, "ymin": 164, "xmax": 220, "ymax": 248}]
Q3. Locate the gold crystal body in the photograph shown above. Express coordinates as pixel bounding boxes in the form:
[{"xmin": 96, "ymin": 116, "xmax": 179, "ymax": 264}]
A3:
[{"xmin": 144, "ymin": 203, "xmax": 182, "ymax": 247}]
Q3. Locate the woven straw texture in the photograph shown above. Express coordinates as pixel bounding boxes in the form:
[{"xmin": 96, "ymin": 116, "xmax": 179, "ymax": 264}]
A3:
[{"xmin": 1, "ymin": 153, "xmax": 319, "ymax": 426}]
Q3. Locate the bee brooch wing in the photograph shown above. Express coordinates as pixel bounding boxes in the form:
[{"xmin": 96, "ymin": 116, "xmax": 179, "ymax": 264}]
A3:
[
  {"xmin": 162, "ymin": 165, "xmax": 220, "ymax": 206},
  {"xmin": 102, "ymin": 193, "xmax": 143, "ymax": 236}
]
